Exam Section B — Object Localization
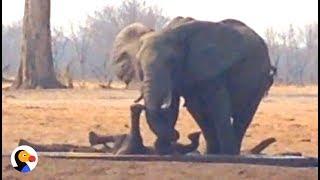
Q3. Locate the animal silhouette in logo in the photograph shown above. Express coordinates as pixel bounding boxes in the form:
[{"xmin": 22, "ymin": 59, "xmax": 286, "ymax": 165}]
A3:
[{"xmin": 13, "ymin": 149, "xmax": 36, "ymax": 173}]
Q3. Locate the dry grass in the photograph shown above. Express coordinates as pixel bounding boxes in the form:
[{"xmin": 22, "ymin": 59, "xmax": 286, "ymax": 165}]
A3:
[{"xmin": 2, "ymin": 83, "xmax": 318, "ymax": 179}]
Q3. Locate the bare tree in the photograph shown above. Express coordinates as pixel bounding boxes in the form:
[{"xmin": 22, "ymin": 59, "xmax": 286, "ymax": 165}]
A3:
[
  {"xmin": 6, "ymin": 0, "xmax": 316, "ymax": 86},
  {"xmin": 265, "ymin": 28, "xmax": 281, "ymax": 71},
  {"xmin": 12, "ymin": 0, "xmax": 65, "ymax": 89},
  {"xmin": 2, "ymin": 23, "xmax": 22, "ymax": 76},
  {"xmin": 52, "ymin": 27, "xmax": 69, "ymax": 71},
  {"xmin": 265, "ymin": 23, "xmax": 318, "ymax": 85},
  {"xmin": 69, "ymin": 25, "xmax": 91, "ymax": 87},
  {"xmin": 2, "ymin": 64, "xmax": 14, "ymax": 82},
  {"xmin": 304, "ymin": 23, "xmax": 318, "ymax": 84},
  {"xmin": 84, "ymin": 0, "xmax": 169, "ymax": 86}
]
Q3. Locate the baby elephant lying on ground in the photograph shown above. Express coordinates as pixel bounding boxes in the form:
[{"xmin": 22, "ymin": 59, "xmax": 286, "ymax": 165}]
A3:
[
  {"xmin": 19, "ymin": 104, "xmax": 201, "ymax": 155},
  {"xmin": 89, "ymin": 131, "xmax": 201, "ymax": 155},
  {"xmin": 89, "ymin": 104, "xmax": 201, "ymax": 155}
]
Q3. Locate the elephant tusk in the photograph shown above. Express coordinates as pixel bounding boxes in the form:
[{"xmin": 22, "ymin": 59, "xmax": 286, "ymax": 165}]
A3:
[{"xmin": 160, "ymin": 90, "xmax": 172, "ymax": 109}]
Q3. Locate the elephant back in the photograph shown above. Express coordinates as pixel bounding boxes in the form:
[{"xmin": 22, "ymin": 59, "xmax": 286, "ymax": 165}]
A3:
[
  {"xmin": 173, "ymin": 21, "xmax": 248, "ymax": 85},
  {"xmin": 220, "ymin": 19, "xmax": 272, "ymax": 75},
  {"xmin": 164, "ymin": 16, "xmax": 195, "ymax": 30}
]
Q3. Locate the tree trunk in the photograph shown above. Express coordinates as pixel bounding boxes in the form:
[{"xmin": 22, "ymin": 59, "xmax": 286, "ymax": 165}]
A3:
[{"xmin": 11, "ymin": 0, "xmax": 65, "ymax": 89}]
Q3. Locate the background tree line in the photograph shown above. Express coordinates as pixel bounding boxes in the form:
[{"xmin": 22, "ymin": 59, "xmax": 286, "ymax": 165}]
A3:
[{"xmin": 2, "ymin": 0, "xmax": 318, "ymax": 85}]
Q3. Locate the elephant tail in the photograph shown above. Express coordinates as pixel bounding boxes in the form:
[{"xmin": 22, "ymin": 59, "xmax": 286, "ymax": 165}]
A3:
[
  {"xmin": 270, "ymin": 65, "xmax": 277, "ymax": 77},
  {"xmin": 263, "ymin": 65, "xmax": 277, "ymax": 97}
]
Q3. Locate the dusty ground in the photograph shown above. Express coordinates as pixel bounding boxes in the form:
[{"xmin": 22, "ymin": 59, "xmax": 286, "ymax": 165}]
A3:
[
  {"xmin": 2, "ymin": 157, "xmax": 318, "ymax": 180},
  {"xmin": 2, "ymin": 83, "xmax": 318, "ymax": 179}
]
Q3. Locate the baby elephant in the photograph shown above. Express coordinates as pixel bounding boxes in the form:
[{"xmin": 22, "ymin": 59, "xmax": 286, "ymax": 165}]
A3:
[
  {"xmin": 89, "ymin": 104, "xmax": 201, "ymax": 155},
  {"xmin": 18, "ymin": 104, "xmax": 201, "ymax": 155}
]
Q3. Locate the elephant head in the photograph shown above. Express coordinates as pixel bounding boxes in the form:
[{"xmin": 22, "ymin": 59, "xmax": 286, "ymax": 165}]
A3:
[
  {"xmin": 111, "ymin": 18, "xmax": 196, "ymax": 86},
  {"xmin": 135, "ymin": 33, "xmax": 187, "ymax": 154}
]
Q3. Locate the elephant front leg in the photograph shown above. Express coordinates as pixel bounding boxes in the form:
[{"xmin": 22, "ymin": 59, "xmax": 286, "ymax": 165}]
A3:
[
  {"xmin": 201, "ymin": 85, "xmax": 238, "ymax": 155},
  {"xmin": 145, "ymin": 93, "xmax": 180, "ymax": 155},
  {"xmin": 145, "ymin": 111, "xmax": 175, "ymax": 154}
]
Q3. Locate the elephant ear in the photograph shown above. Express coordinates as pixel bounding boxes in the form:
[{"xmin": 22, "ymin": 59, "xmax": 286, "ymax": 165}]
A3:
[{"xmin": 110, "ymin": 23, "xmax": 154, "ymax": 82}]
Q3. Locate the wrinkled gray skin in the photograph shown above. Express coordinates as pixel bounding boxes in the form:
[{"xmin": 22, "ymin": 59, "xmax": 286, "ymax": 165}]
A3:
[{"xmin": 111, "ymin": 17, "xmax": 274, "ymax": 155}]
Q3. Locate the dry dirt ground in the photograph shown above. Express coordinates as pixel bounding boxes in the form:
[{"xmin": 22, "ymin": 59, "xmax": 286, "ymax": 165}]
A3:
[{"xmin": 2, "ymin": 83, "xmax": 318, "ymax": 179}]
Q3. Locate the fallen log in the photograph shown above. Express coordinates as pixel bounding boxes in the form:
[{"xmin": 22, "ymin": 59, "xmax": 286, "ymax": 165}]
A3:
[
  {"xmin": 246, "ymin": 138, "xmax": 276, "ymax": 154},
  {"xmin": 18, "ymin": 139, "xmax": 106, "ymax": 153},
  {"xmin": 18, "ymin": 137, "xmax": 277, "ymax": 155},
  {"xmin": 14, "ymin": 138, "xmax": 316, "ymax": 167},
  {"xmin": 3, "ymin": 152, "xmax": 316, "ymax": 168},
  {"xmin": 277, "ymin": 152, "xmax": 303, "ymax": 156}
]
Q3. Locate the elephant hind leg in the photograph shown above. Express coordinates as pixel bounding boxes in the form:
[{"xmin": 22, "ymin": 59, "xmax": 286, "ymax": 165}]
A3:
[
  {"xmin": 232, "ymin": 96, "xmax": 262, "ymax": 152},
  {"xmin": 232, "ymin": 73, "xmax": 274, "ymax": 152},
  {"xmin": 201, "ymin": 85, "xmax": 238, "ymax": 154},
  {"xmin": 185, "ymin": 95, "xmax": 220, "ymax": 154},
  {"xmin": 185, "ymin": 82, "xmax": 238, "ymax": 155}
]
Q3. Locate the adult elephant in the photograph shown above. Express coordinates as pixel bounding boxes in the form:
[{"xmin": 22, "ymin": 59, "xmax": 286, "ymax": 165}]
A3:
[{"xmin": 111, "ymin": 17, "xmax": 275, "ymax": 155}]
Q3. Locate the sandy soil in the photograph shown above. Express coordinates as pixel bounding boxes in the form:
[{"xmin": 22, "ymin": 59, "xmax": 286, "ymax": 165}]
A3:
[
  {"xmin": 2, "ymin": 83, "xmax": 318, "ymax": 179},
  {"xmin": 2, "ymin": 157, "xmax": 318, "ymax": 180}
]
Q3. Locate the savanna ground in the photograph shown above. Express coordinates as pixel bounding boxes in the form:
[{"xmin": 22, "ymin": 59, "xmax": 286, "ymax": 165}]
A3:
[{"xmin": 2, "ymin": 82, "xmax": 318, "ymax": 179}]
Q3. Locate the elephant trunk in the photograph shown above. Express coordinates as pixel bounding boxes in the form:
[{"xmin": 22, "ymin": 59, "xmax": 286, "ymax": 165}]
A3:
[{"xmin": 142, "ymin": 73, "xmax": 176, "ymax": 154}]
